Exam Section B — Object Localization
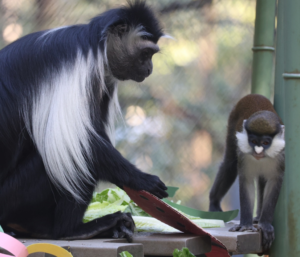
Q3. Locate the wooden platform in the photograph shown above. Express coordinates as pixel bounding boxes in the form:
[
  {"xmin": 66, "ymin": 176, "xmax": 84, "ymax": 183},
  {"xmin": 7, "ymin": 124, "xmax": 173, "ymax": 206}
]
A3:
[{"xmin": 2, "ymin": 222, "xmax": 262, "ymax": 257}]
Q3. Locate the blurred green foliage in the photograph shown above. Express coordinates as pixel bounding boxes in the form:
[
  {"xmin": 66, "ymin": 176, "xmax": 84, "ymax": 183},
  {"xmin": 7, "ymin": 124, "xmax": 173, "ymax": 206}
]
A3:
[{"xmin": 0, "ymin": 0, "xmax": 255, "ymax": 211}]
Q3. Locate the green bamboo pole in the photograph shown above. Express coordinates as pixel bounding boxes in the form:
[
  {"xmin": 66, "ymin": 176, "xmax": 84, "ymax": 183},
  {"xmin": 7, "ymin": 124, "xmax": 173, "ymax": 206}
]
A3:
[
  {"xmin": 269, "ymin": 0, "xmax": 287, "ymax": 256},
  {"xmin": 246, "ymin": 1, "xmax": 276, "ymax": 257},
  {"xmin": 282, "ymin": 0, "xmax": 300, "ymax": 255},
  {"xmin": 251, "ymin": 0, "xmax": 276, "ymax": 98}
]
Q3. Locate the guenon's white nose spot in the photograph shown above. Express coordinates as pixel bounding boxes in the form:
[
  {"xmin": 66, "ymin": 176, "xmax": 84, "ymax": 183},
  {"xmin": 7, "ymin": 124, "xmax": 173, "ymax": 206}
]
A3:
[{"xmin": 255, "ymin": 146, "xmax": 264, "ymax": 154}]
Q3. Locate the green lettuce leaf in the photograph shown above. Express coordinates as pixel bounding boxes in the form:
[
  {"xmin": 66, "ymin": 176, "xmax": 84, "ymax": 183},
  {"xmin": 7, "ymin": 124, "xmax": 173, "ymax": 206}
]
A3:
[
  {"xmin": 133, "ymin": 216, "xmax": 224, "ymax": 232},
  {"xmin": 173, "ymin": 247, "xmax": 196, "ymax": 257},
  {"xmin": 84, "ymin": 187, "xmax": 225, "ymax": 230},
  {"xmin": 119, "ymin": 251, "xmax": 133, "ymax": 257},
  {"xmin": 0, "ymin": 225, "xmax": 3, "ymax": 233},
  {"xmin": 92, "ymin": 187, "xmax": 131, "ymax": 205},
  {"xmin": 83, "ymin": 199, "xmax": 128, "ymax": 223}
]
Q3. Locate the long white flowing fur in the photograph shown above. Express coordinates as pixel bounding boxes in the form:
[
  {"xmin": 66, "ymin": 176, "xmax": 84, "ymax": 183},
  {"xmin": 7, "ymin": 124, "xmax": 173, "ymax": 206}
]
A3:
[
  {"xmin": 105, "ymin": 86, "xmax": 122, "ymax": 146},
  {"xmin": 24, "ymin": 49, "xmax": 112, "ymax": 202}
]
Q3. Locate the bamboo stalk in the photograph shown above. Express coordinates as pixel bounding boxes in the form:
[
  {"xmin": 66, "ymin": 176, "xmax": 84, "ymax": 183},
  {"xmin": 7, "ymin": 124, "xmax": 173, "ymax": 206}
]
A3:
[
  {"xmin": 246, "ymin": 1, "xmax": 276, "ymax": 256},
  {"xmin": 281, "ymin": 0, "xmax": 300, "ymax": 255},
  {"xmin": 269, "ymin": 0, "xmax": 287, "ymax": 255},
  {"xmin": 251, "ymin": 0, "xmax": 276, "ymax": 98}
]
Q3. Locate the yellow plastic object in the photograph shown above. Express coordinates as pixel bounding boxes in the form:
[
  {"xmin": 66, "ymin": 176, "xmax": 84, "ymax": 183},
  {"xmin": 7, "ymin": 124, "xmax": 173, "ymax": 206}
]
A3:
[{"xmin": 27, "ymin": 243, "xmax": 73, "ymax": 257}]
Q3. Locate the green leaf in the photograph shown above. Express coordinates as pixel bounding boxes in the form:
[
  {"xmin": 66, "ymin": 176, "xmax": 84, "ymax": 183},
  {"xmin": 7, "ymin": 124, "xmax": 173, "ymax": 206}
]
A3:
[
  {"xmin": 166, "ymin": 186, "xmax": 179, "ymax": 197},
  {"xmin": 119, "ymin": 251, "xmax": 133, "ymax": 257},
  {"xmin": 133, "ymin": 216, "xmax": 224, "ymax": 233},
  {"xmin": 83, "ymin": 200, "xmax": 128, "ymax": 223},
  {"xmin": 124, "ymin": 202, "xmax": 151, "ymax": 217},
  {"xmin": 163, "ymin": 199, "xmax": 239, "ymax": 222},
  {"xmin": 173, "ymin": 247, "xmax": 196, "ymax": 257},
  {"xmin": 0, "ymin": 226, "xmax": 3, "ymax": 233},
  {"xmin": 92, "ymin": 188, "xmax": 131, "ymax": 205},
  {"xmin": 92, "ymin": 189, "xmax": 109, "ymax": 203},
  {"xmin": 173, "ymin": 249, "xmax": 180, "ymax": 257}
]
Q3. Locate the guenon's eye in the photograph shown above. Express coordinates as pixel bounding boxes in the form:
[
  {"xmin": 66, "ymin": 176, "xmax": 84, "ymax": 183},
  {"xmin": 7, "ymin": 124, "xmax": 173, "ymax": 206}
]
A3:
[
  {"xmin": 251, "ymin": 139, "xmax": 257, "ymax": 144},
  {"xmin": 263, "ymin": 141, "xmax": 270, "ymax": 146}
]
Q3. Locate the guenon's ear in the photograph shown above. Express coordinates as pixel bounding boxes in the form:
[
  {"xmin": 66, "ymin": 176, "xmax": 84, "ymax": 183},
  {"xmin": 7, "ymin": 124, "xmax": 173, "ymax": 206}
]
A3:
[{"xmin": 281, "ymin": 125, "xmax": 285, "ymax": 137}]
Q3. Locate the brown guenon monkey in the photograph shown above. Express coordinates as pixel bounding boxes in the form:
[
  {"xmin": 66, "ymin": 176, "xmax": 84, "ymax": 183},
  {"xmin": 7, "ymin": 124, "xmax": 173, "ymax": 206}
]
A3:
[{"xmin": 209, "ymin": 94, "xmax": 285, "ymax": 252}]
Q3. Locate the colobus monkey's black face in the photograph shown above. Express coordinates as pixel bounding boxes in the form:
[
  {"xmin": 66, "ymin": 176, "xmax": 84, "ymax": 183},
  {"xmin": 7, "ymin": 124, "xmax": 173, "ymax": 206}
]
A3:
[
  {"xmin": 106, "ymin": 26, "xmax": 160, "ymax": 82},
  {"xmin": 131, "ymin": 43, "xmax": 159, "ymax": 82}
]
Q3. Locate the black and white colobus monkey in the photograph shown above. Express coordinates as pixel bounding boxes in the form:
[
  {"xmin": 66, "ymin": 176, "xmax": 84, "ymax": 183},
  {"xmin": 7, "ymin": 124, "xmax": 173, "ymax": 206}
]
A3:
[
  {"xmin": 209, "ymin": 94, "xmax": 285, "ymax": 252},
  {"xmin": 0, "ymin": 1, "xmax": 168, "ymax": 241}
]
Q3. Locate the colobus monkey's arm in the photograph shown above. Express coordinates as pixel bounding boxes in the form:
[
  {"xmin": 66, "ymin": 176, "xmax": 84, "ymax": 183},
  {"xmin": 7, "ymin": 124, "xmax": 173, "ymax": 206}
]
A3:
[{"xmin": 91, "ymin": 133, "xmax": 167, "ymax": 198}]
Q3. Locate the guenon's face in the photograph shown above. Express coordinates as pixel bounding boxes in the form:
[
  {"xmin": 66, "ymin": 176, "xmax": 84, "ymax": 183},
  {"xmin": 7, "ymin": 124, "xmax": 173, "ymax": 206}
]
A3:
[{"xmin": 247, "ymin": 133, "xmax": 273, "ymax": 160}]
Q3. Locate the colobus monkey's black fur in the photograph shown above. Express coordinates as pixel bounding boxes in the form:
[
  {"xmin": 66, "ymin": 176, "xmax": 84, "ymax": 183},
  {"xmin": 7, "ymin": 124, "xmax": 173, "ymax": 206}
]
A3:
[
  {"xmin": 0, "ymin": 1, "xmax": 168, "ymax": 241},
  {"xmin": 209, "ymin": 94, "xmax": 285, "ymax": 253}
]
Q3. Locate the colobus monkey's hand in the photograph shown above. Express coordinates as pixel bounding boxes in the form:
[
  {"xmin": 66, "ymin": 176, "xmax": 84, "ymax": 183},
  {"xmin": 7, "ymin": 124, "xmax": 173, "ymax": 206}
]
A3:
[{"xmin": 134, "ymin": 172, "xmax": 168, "ymax": 199}]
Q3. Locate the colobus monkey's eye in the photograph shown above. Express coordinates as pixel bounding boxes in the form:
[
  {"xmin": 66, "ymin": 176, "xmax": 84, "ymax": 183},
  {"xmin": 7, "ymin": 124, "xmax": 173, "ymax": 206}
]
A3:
[
  {"xmin": 140, "ymin": 49, "xmax": 152, "ymax": 60},
  {"xmin": 263, "ymin": 141, "xmax": 270, "ymax": 146}
]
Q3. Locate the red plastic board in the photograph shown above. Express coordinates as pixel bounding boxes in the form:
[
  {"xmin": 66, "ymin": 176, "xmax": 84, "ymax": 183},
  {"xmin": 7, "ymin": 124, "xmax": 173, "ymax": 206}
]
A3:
[{"xmin": 124, "ymin": 187, "xmax": 230, "ymax": 257}]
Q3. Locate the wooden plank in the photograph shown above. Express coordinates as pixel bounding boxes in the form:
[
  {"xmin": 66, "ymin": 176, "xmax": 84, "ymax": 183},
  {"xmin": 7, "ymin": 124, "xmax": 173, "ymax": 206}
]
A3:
[
  {"xmin": 205, "ymin": 222, "xmax": 262, "ymax": 255},
  {"xmin": 19, "ymin": 238, "xmax": 143, "ymax": 257},
  {"xmin": 18, "ymin": 234, "xmax": 211, "ymax": 257},
  {"xmin": 131, "ymin": 233, "xmax": 211, "ymax": 256},
  {"xmin": 9, "ymin": 222, "xmax": 263, "ymax": 256}
]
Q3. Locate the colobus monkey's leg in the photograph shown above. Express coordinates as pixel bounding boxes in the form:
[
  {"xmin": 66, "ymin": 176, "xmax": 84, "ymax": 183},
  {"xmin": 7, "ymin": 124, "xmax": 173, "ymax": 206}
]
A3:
[
  {"xmin": 0, "ymin": 148, "xmax": 135, "ymax": 240},
  {"xmin": 253, "ymin": 176, "xmax": 266, "ymax": 223},
  {"xmin": 0, "ymin": 150, "xmax": 56, "ymax": 237},
  {"xmin": 59, "ymin": 212, "xmax": 135, "ymax": 241},
  {"xmin": 209, "ymin": 149, "xmax": 238, "ymax": 211},
  {"xmin": 91, "ymin": 134, "xmax": 168, "ymax": 199},
  {"xmin": 258, "ymin": 175, "xmax": 283, "ymax": 251},
  {"xmin": 229, "ymin": 174, "xmax": 257, "ymax": 232},
  {"xmin": 53, "ymin": 197, "xmax": 135, "ymax": 241}
]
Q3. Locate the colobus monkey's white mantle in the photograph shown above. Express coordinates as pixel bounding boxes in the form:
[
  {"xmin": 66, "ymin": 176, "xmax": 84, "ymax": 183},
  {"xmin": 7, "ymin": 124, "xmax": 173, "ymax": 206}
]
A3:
[
  {"xmin": 209, "ymin": 94, "xmax": 285, "ymax": 253},
  {"xmin": 0, "ymin": 1, "xmax": 168, "ymax": 241}
]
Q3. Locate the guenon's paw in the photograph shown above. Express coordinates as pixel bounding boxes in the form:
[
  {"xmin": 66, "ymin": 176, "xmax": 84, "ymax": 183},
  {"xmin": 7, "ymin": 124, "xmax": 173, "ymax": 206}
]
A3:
[
  {"xmin": 257, "ymin": 222, "xmax": 274, "ymax": 252},
  {"xmin": 208, "ymin": 203, "xmax": 223, "ymax": 212},
  {"xmin": 229, "ymin": 224, "xmax": 258, "ymax": 232}
]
